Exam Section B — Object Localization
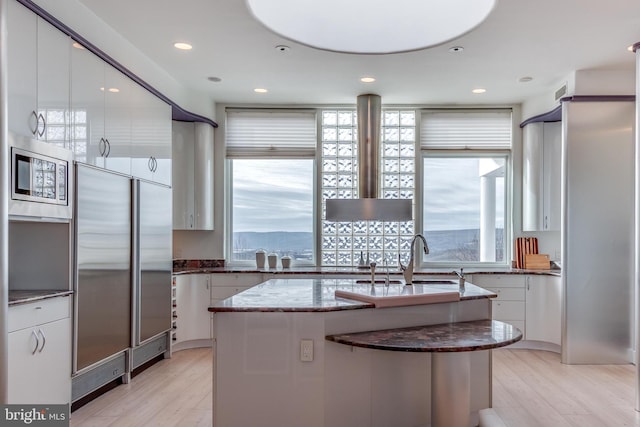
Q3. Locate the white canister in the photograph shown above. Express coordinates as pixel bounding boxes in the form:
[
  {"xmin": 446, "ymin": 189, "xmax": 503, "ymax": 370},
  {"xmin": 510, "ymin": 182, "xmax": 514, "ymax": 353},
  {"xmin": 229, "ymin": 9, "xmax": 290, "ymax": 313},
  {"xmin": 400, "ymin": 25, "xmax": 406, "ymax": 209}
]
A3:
[
  {"xmin": 255, "ymin": 249, "xmax": 266, "ymax": 269},
  {"xmin": 281, "ymin": 256, "xmax": 291, "ymax": 268},
  {"xmin": 268, "ymin": 253, "xmax": 278, "ymax": 269}
]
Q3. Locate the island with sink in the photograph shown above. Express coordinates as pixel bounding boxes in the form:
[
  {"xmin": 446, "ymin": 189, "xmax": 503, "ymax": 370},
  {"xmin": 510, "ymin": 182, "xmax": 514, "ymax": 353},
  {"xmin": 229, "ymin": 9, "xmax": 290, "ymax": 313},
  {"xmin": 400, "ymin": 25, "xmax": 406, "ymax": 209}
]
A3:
[{"xmin": 209, "ymin": 277, "xmax": 520, "ymax": 427}]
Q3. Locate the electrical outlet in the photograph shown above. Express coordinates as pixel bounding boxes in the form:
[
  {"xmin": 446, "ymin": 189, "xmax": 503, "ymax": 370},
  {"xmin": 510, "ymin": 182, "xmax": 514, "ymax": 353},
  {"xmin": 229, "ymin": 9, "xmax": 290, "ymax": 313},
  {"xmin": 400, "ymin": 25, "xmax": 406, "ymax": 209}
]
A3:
[{"xmin": 300, "ymin": 339, "xmax": 313, "ymax": 362}]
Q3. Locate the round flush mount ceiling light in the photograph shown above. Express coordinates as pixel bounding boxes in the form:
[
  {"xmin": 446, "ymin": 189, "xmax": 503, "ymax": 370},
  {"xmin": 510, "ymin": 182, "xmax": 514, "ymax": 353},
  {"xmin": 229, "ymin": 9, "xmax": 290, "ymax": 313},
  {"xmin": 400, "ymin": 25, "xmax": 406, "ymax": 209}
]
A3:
[{"xmin": 246, "ymin": 0, "xmax": 496, "ymax": 54}]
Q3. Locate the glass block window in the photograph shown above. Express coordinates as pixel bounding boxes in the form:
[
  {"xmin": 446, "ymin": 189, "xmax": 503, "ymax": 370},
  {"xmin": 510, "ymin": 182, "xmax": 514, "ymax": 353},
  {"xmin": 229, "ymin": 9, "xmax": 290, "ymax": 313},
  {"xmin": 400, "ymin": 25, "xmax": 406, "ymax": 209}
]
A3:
[{"xmin": 320, "ymin": 110, "xmax": 416, "ymax": 267}]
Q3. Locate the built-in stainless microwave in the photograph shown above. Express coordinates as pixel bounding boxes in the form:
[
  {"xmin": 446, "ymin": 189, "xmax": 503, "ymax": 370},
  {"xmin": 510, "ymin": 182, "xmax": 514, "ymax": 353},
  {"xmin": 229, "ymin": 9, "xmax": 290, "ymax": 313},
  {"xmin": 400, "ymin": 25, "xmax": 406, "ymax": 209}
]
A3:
[{"xmin": 9, "ymin": 133, "xmax": 73, "ymax": 220}]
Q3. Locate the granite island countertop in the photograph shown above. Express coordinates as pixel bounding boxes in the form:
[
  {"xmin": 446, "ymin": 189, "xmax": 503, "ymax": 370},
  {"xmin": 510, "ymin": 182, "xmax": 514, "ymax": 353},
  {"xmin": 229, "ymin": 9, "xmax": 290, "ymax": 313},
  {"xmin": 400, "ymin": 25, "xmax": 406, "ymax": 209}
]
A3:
[
  {"xmin": 208, "ymin": 278, "xmax": 496, "ymax": 313},
  {"xmin": 326, "ymin": 319, "xmax": 522, "ymax": 353}
]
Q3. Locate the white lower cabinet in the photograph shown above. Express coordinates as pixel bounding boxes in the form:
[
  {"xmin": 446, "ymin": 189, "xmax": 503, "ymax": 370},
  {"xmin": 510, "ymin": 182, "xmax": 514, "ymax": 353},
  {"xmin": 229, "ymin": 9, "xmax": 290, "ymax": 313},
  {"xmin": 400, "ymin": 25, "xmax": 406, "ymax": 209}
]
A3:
[
  {"xmin": 8, "ymin": 297, "xmax": 71, "ymax": 404},
  {"xmin": 472, "ymin": 274, "xmax": 526, "ymax": 336},
  {"xmin": 525, "ymin": 275, "xmax": 562, "ymax": 346},
  {"xmin": 209, "ymin": 273, "xmax": 264, "ymax": 305},
  {"xmin": 174, "ymin": 274, "xmax": 212, "ymax": 346},
  {"xmin": 471, "ymin": 273, "xmax": 561, "ymax": 350}
]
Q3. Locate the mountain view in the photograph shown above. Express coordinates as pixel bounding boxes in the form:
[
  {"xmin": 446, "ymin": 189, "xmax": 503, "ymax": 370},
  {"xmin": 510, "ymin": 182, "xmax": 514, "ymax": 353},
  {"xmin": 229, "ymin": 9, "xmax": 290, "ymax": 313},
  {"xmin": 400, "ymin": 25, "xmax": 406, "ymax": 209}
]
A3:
[{"xmin": 233, "ymin": 228, "xmax": 504, "ymax": 263}]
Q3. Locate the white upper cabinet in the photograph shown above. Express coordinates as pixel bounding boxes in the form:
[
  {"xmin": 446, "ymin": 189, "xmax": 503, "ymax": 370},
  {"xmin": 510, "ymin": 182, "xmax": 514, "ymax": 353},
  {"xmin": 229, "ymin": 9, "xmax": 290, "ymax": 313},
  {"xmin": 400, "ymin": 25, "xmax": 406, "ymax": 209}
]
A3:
[
  {"xmin": 172, "ymin": 121, "xmax": 214, "ymax": 230},
  {"xmin": 70, "ymin": 43, "xmax": 132, "ymax": 175},
  {"xmin": 8, "ymin": 0, "xmax": 71, "ymax": 148},
  {"xmin": 130, "ymin": 83, "xmax": 172, "ymax": 186},
  {"xmin": 522, "ymin": 121, "xmax": 561, "ymax": 231}
]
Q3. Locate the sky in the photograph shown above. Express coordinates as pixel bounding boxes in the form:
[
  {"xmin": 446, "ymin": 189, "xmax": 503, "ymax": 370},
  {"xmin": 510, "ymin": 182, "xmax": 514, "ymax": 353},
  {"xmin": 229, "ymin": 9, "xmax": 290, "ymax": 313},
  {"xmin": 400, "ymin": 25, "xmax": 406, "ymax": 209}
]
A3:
[{"xmin": 232, "ymin": 157, "xmax": 505, "ymax": 233}]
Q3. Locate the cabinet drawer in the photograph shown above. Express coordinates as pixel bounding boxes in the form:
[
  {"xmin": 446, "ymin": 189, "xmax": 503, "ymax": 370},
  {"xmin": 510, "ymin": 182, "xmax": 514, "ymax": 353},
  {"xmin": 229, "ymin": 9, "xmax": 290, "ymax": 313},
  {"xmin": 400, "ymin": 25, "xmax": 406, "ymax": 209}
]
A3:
[
  {"xmin": 492, "ymin": 300, "xmax": 525, "ymax": 321},
  {"xmin": 473, "ymin": 274, "xmax": 525, "ymax": 288},
  {"xmin": 210, "ymin": 273, "xmax": 263, "ymax": 288},
  {"xmin": 485, "ymin": 287, "xmax": 525, "ymax": 301},
  {"xmin": 9, "ymin": 296, "xmax": 70, "ymax": 332},
  {"xmin": 210, "ymin": 286, "xmax": 250, "ymax": 300}
]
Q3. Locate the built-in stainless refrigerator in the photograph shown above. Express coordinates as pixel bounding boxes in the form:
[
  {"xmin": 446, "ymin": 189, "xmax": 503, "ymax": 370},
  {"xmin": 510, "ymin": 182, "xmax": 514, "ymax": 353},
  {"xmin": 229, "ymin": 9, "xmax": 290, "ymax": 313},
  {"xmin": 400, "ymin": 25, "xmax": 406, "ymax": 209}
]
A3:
[
  {"xmin": 73, "ymin": 164, "xmax": 172, "ymax": 401},
  {"xmin": 74, "ymin": 164, "xmax": 132, "ymax": 373},
  {"xmin": 131, "ymin": 179, "xmax": 172, "ymax": 365},
  {"xmin": 561, "ymin": 97, "xmax": 635, "ymax": 364}
]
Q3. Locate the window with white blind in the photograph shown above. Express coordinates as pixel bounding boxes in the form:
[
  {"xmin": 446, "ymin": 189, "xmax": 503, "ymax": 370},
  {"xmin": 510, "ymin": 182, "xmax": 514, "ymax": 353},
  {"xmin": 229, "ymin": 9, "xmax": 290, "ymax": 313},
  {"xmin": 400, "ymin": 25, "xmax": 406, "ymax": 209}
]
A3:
[
  {"xmin": 421, "ymin": 109, "xmax": 511, "ymax": 265},
  {"xmin": 227, "ymin": 109, "xmax": 316, "ymax": 264},
  {"xmin": 226, "ymin": 110, "xmax": 317, "ymax": 157},
  {"xmin": 420, "ymin": 110, "xmax": 512, "ymax": 150}
]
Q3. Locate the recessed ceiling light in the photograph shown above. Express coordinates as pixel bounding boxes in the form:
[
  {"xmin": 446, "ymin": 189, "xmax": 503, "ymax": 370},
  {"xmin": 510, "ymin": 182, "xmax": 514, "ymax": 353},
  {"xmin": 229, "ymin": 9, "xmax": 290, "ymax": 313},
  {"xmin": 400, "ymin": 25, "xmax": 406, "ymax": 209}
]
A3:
[
  {"xmin": 360, "ymin": 77, "xmax": 376, "ymax": 83},
  {"xmin": 254, "ymin": 88, "xmax": 268, "ymax": 93},
  {"xmin": 275, "ymin": 45, "xmax": 291, "ymax": 52},
  {"xmin": 174, "ymin": 42, "xmax": 193, "ymax": 50},
  {"xmin": 472, "ymin": 88, "xmax": 487, "ymax": 94},
  {"xmin": 247, "ymin": 0, "xmax": 496, "ymax": 54},
  {"xmin": 108, "ymin": 88, "xmax": 120, "ymax": 93},
  {"xmin": 518, "ymin": 76, "xmax": 533, "ymax": 83},
  {"xmin": 207, "ymin": 76, "xmax": 222, "ymax": 82},
  {"xmin": 449, "ymin": 46, "xmax": 464, "ymax": 53},
  {"xmin": 72, "ymin": 42, "xmax": 85, "ymax": 49}
]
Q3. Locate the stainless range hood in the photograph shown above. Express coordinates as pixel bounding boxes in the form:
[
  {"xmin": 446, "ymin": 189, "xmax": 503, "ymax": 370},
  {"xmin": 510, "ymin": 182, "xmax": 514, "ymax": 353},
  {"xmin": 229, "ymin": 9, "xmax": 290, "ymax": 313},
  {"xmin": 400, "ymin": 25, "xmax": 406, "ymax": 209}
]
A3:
[{"xmin": 325, "ymin": 94, "xmax": 412, "ymax": 221}]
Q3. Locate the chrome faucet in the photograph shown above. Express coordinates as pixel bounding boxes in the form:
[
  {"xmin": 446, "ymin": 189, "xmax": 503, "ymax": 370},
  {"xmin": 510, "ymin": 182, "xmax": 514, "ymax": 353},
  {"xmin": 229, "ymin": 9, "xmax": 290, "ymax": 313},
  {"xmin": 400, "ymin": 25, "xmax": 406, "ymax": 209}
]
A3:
[{"xmin": 399, "ymin": 234, "xmax": 429, "ymax": 285}]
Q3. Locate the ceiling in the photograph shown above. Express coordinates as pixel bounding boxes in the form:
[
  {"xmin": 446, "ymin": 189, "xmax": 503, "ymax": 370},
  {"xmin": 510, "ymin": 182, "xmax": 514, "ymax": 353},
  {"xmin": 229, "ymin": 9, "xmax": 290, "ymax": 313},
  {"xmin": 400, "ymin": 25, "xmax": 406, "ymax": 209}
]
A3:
[{"xmin": 75, "ymin": 0, "xmax": 640, "ymax": 107}]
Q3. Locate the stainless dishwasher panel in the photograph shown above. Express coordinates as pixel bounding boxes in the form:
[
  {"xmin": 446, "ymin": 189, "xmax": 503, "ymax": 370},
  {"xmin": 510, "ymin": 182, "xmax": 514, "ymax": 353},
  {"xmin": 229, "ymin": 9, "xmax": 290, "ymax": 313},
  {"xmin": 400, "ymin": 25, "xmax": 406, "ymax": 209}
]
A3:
[
  {"xmin": 75, "ymin": 165, "xmax": 131, "ymax": 371},
  {"xmin": 135, "ymin": 180, "xmax": 172, "ymax": 344}
]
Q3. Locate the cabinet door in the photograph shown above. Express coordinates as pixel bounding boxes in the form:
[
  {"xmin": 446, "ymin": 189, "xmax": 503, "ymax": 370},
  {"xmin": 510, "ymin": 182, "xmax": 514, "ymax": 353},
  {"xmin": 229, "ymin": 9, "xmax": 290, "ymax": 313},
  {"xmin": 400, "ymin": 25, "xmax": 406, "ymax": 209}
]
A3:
[
  {"xmin": 193, "ymin": 123, "xmax": 214, "ymax": 229},
  {"xmin": 37, "ymin": 17, "xmax": 71, "ymax": 148},
  {"xmin": 8, "ymin": 318, "xmax": 72, "ymax": 404},
  {"xmin": 103, "ymin": 66, "xmax": 132, "ymax": 175},
  {"xmin": 70, "ymin": 41, "xmax": 105, "ymax": 165},
  {"xmin": 7, "ymin": 0, "xmax": 38, "ymax": 138},
  {"xmin": 522, "ymin": 123, "xmax": 543, "ymax": 231},
  {"xmin": 525, "ymin": 275, "xmax": 561, "ymax": 345},
  {"xmin": 175, "ymin": 275, "xmax": 212, "ymax": 343},
  {"xmin": 172, "ymin": 121, "xmax": 196, "ymax": 229},
  {"xmin": 542, "ymin": 122, "xmax": 561, "ymax": 231},
  {"xmin": 131, "ymin": 88, "xmax": 171, "ymax": 185}
]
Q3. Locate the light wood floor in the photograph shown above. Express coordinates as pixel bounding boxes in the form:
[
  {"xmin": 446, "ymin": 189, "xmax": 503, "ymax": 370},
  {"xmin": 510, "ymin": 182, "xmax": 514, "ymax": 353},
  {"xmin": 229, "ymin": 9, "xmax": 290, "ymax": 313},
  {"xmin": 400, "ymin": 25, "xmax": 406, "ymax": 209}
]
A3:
[
  {"xmin": 70, "ymin": 348, "xmax": 212, "ymax": 427},
  {"xmin": 70, "ymin": 347, "xmax": 640, "ymax": 427}
]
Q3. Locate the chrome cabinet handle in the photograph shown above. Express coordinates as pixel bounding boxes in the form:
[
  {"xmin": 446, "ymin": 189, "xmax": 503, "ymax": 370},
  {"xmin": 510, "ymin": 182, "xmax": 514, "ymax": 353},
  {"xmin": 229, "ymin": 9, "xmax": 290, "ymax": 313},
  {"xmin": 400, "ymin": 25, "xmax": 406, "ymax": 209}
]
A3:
[
  {"xmin": 148, "ymin": 156, "xmax": 158, "ymax": 172},
  {"xmin": 105, "ymin": 139, "xmax": 111, "ymax": 158},
  {"xmin": 30, "ymin": 110, "xmax": 39, "ymax": 135},
  {"xmin": 37, "ymin": 113, "xmax": 46, "ymax": 138},
  {"xmin": 38, "ymin": 328, "xmax": 46, "ymax": 352},
  {"xmin": 31, "ymin": 330, "xmax": 39, "ymax": 355},
  {"xmin": 189, "ymin": 214, "xmax": 194, "ymax": 228},
  {"xmin": 99, "ymin": 138, "xmax": 106, "ymax": 156}
]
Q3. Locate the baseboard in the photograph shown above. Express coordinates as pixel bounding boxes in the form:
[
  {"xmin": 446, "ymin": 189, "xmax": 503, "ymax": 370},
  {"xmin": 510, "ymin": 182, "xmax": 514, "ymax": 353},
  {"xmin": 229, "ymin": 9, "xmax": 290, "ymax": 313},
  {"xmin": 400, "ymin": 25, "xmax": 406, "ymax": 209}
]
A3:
[{"xmin": 172, "ymin": 339, "xmax": 213, "ymax": 352}]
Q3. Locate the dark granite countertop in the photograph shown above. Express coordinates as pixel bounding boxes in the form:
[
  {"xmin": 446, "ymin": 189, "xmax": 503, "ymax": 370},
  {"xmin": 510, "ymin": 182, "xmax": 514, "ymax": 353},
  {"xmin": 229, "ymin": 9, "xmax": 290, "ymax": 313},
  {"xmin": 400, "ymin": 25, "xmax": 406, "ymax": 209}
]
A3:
[
  {"xmin": 176, "ymin": 265, "xmax": 560, "ymax": 277},
  {"xmin": 325, "ymin": 319, "xmax": 522, "ymax": 353},
  {"xmin": 9, "ymin": 289, "xmax": 73, "ymax": 306},
  {"xmin": 208, "ymin": 278, "xmax": 496, "ymax": 313}
]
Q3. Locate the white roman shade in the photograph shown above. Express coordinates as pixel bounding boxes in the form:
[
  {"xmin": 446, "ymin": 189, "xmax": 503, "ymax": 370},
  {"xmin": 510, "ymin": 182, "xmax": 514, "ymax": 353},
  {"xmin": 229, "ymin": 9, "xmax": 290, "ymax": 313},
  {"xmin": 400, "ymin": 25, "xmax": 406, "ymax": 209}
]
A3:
[
  {"xmin": 226, "ymin": 109, "xmax": 317, "ymax": 157},
  {"xmin": 420, "ymin": 110, "xmax": 512, "ymax": 149}
]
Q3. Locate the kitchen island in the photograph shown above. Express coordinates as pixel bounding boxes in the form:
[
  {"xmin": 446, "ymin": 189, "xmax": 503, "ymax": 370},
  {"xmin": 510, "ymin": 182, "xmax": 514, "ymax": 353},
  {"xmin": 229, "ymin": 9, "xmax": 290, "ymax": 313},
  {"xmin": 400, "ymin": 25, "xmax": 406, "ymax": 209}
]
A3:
[{"xmin": 209, "ymin": 278, "xmax": 505, "ymax": 427}]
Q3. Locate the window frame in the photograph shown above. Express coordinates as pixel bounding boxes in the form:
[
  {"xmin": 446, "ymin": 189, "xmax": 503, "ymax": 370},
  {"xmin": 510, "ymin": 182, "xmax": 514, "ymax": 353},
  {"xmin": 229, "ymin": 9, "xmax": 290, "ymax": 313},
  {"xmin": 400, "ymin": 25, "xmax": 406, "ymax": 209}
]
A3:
[{"xmin": 419, "ymin": 149, "xmax": 512, "ymax": 268}]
